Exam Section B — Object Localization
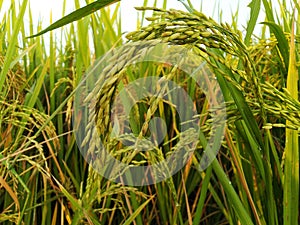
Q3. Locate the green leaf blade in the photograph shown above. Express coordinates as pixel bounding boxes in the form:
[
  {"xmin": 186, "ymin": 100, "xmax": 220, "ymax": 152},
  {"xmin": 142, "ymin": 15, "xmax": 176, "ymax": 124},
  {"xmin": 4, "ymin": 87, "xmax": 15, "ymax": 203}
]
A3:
[{"xmin": 27, "ymin": 0, "xmax": 120, "ymax": 38}]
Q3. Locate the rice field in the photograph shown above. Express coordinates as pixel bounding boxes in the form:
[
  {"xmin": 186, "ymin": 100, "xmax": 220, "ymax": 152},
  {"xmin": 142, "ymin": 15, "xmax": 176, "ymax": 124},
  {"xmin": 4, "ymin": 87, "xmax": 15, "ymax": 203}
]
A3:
[{"xmin": 0, "ymin": 0, "xmax": 299, "ymax": 224}]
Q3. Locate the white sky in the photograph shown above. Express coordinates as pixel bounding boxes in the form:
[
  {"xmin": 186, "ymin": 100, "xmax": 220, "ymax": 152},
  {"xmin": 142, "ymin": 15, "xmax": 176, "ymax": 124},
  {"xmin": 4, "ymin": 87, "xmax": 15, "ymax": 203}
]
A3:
[
  {"xmin": 0, "ymin": 0, "xmax": 254, "ymax": 34},
  {"xmin": 0, "ymin": 0, "xmax": 271, "ymax": 55},
  {"xmin": 1, "ymin": 0, "xmax": 295, "ymax": 38}
]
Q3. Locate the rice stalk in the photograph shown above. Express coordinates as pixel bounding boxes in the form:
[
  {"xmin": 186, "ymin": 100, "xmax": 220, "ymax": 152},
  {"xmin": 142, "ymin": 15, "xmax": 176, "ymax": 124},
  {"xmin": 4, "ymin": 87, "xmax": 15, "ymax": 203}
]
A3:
[{"xmin": 82, "ymin": 5, "xmax": 300, "ymax": 224}]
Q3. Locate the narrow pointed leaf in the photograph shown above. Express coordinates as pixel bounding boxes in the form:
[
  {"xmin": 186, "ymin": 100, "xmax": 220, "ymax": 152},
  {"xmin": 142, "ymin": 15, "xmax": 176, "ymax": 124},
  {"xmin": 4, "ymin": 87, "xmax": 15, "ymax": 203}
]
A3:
[
  {"xmin": 245, "ymin": 0, "xmax": 261, "ymax": 45},
  {"xmin": 122, "ymin": 196, "xmax": 154, "ymax": 225},
  {"xmin": 261, "ymin": 22, "xmax": 289, "ymax": 69},
  {"xmin": 283, "ymin": 18, "xmax": 299, "ymax": 225},
  {"xmin": 28, "ymin": 0, "xmax": 120, "ymax": 38}
]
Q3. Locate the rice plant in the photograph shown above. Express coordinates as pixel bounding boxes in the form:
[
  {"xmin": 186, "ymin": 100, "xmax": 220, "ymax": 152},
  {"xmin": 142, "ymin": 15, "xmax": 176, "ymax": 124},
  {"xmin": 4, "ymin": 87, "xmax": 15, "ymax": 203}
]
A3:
[{"xmin": 0, "ymin": 0, "xmax": 299, "ymax": 224}]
